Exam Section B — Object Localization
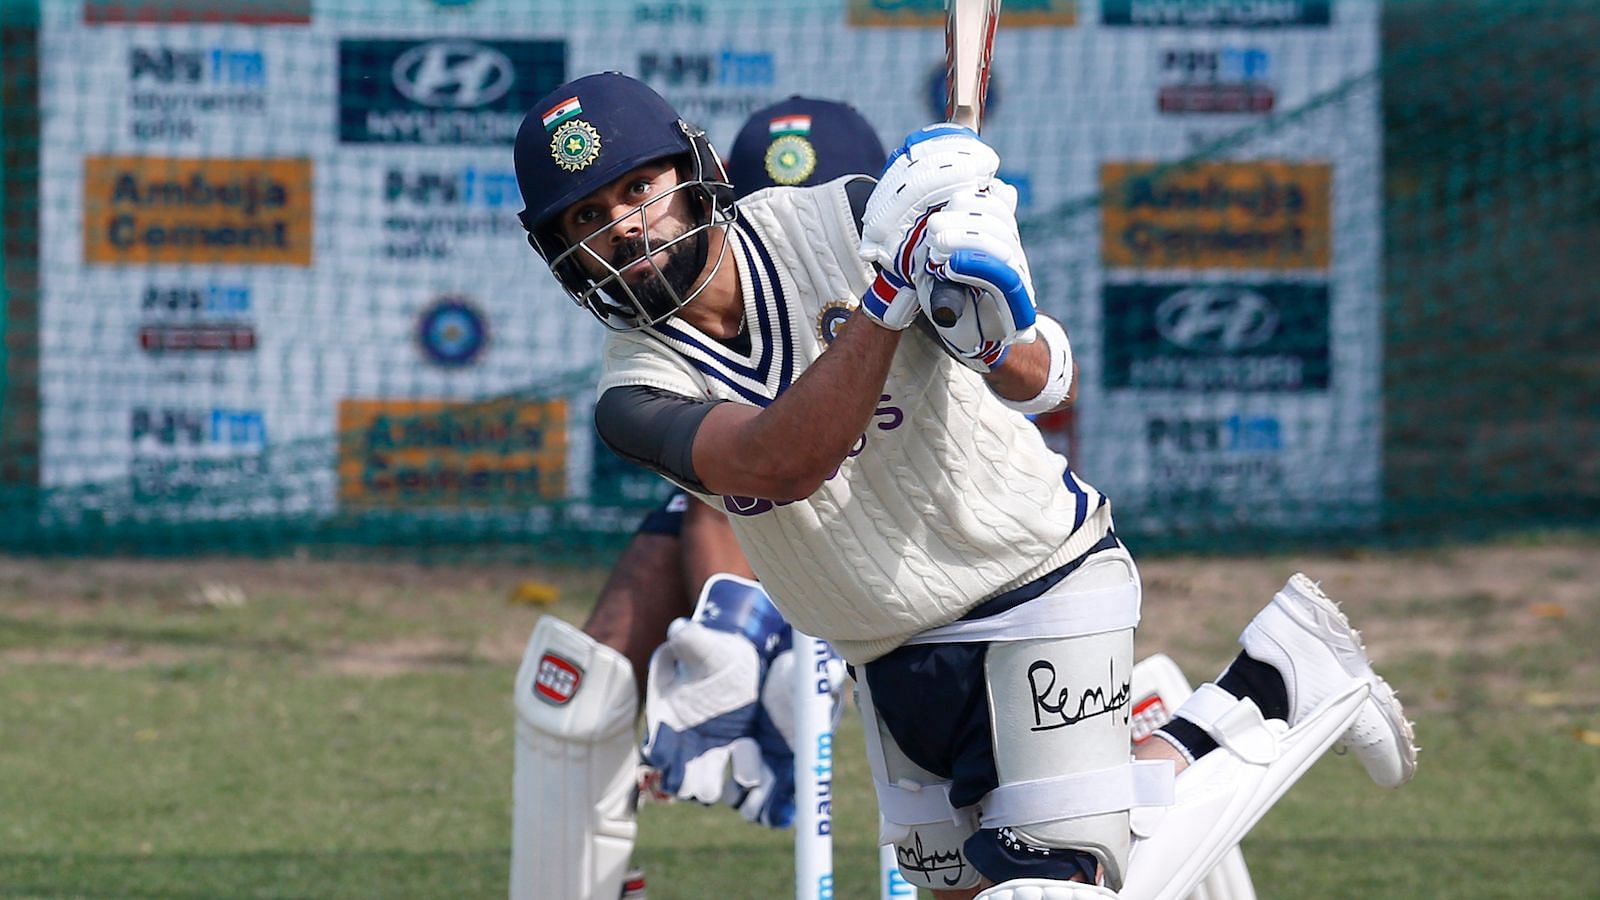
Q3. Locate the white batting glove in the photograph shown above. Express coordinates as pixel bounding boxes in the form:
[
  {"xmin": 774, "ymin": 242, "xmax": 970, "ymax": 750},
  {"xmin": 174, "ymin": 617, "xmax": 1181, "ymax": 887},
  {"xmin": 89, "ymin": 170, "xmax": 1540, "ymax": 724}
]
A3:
[
  {"xmin": 920, "ymin": 182, "xmax": 1038, "ymax": 371},
  {"xmin": 857, "ymin": 125, "xmax": 1000, "ymax": 330}
]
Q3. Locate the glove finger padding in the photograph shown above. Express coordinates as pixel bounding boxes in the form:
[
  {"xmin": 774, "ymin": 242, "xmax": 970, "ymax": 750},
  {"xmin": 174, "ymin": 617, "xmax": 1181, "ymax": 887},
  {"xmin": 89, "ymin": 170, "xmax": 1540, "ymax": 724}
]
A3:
[
  {"xmin": 760, "ymin": 646, "xmax": 800, "ymax": 750},
  {"xmin": 744, "ymin": 641, "xmax": 845, "ymax": 828},
  {"xmin": 860, "ymin": 268, "xmax": 923, "ymax": 331},
  {"xmin": 676, "ymin": 744, "xmax": 737, "ymax": 807},
  {"xmin": 935, "ymin": 179, "xmax": 1022, "ymax": 237},
  {"xmin": 859, "ymin": 125, "xmax": 1000, "ymax": 264},
  {"xmin": 919, "ymin": 185, "xmax": 1038, "ymax": 369},
  {"xmin": 719, "ymin": 736, "xmax": 795, "ymax": 828}
]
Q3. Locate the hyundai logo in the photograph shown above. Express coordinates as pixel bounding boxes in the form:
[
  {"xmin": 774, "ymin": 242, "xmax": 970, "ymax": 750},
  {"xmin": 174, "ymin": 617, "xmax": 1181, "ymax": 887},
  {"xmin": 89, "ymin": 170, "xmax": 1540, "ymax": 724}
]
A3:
[
  {"xmin": 1155, "ymin": 286, "xmax": 1278, "ymax": 352},
  {"xmin": 392, "ymin": 40, "xmax": 514, "ymax": 108}
]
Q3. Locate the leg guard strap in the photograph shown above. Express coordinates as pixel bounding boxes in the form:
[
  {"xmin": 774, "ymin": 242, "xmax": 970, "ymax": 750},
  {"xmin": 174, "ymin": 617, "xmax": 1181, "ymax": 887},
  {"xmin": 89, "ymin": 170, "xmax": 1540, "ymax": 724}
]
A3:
[
  {"xmin": 903, "ymin": 581, "xmax": 1140, "ymax": 646},
  {"xmin": 981, "ymin": 760, "xmax": 1174, "ymax": 830},
  {"xmin": 1172, "ymin": 684, "xmax": 1279, "ymax": 765}
]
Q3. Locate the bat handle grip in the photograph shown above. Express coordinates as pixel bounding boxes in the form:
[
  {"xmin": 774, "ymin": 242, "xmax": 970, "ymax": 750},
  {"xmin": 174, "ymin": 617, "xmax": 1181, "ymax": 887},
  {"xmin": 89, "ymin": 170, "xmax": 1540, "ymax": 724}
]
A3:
[{"xmin": 928, "ymin": 280, "xmax": 968, "ymax": 328}]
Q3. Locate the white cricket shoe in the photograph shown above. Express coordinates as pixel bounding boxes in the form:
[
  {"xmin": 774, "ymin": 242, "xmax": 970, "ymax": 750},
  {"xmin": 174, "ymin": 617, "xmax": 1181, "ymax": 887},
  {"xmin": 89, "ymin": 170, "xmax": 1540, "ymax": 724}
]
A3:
[{"xmin": 1239, "ymin": 573, "xmax": 1418, "ymax": 788}]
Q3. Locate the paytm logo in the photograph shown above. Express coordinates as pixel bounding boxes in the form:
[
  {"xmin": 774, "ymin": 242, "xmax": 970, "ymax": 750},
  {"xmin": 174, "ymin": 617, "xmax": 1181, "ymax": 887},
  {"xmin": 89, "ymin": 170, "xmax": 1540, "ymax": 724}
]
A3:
[
  {"xmin": 637, "ymin": 47, "xmax": 775, "ymax": 87},
  {"xmin": 142, "ymin": 284, "xmax": 251, "ymax": 315},
  {"xmin": 1146, "ymin": 415, "xmax": 1282, "ymax": 454},
  {"xmin": 384, "ymin": 166, "xmax": 521, "ymax": 209},
  {"xmin": 131, "ymin": 408, "xmax": 267, "ymax": 448},
  {"xmin": 1161, "ymin": 47, "xmax": 1270, "ymax": 82},
  {"xmin": 1157, "ymin": 47, "xmax": 1274, "ymax": 114},
  {"xmin": 129, "ymin": 47, "xmax": 265, "ymax": 86}
]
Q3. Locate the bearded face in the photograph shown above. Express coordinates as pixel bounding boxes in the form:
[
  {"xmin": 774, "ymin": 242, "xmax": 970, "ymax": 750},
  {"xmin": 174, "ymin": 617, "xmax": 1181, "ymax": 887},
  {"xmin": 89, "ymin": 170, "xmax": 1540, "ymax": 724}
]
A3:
[
  {"xmin": 551, "ymin": 160, "xmax": 724, "ymax": 329},
  {"xmin": 591, "ymin": 213, "xmax": 708, "ymax": 323}
]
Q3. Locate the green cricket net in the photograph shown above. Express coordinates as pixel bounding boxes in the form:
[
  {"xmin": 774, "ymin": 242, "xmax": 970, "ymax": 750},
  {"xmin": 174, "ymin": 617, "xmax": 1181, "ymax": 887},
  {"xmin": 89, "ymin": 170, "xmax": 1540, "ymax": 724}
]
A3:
[{"xmin": 0, "ymin": 0, "xmax": 1594, "ymax": 559}]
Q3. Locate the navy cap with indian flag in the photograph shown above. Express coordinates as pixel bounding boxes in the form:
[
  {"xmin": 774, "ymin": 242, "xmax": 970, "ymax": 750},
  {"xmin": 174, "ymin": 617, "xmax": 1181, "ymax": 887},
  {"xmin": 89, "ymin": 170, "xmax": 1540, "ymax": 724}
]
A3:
[
  {"xmin": 726, "ymin": 96, "xmax": 887, "ymax": 197},
  {"xmin": 515, "ymin": 72, "xmax": 694, "ymax": 233}
]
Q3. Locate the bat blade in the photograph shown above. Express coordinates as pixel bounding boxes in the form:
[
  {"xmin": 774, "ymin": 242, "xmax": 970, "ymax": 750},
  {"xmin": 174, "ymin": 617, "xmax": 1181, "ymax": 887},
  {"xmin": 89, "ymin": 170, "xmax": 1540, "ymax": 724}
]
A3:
[
  {"xmin": 945, "ymin": 0, "xmax": 1001, "ymax": 132},
  {"xmin": 932, "ymin": 0, "xmax": 1003, "ymax": 327}
]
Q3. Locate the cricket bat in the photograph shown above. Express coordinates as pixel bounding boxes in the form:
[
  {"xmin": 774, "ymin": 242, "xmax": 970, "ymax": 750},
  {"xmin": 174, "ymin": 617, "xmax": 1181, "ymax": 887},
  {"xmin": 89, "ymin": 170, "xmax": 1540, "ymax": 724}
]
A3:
[{"xmin": 928, "ymin": 0, "xmax": 1003, "ymax": 328}]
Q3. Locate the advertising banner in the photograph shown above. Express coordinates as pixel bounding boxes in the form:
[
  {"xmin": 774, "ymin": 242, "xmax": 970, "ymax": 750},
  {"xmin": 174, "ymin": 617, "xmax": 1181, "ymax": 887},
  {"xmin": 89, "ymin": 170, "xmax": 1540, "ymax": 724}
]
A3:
[
  {"xmin": 82, "ymin": 156, "xmax": 314, "ymax": 266},
  {"xmin": 336, "ymin": 399, "xmax": 567, "ymax": 508},
  {"xmin": 1099, "ymin": 161, "xmax": 1331, "ymax": 271},
  {"xmin": 1100, "ymin": 0, "xmax": 1331, "ymax": 28},
  {"xmin": 38, "ymin": 0, "xmax": 1382, "ymax": 537}
]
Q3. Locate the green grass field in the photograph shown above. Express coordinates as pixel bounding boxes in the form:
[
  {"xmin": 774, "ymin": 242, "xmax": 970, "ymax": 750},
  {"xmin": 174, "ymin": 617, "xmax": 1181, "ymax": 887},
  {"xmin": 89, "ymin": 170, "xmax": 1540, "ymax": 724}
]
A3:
[{"xmin": 1, "ymin": 537, "xmax": 1597, "ymax": 899}]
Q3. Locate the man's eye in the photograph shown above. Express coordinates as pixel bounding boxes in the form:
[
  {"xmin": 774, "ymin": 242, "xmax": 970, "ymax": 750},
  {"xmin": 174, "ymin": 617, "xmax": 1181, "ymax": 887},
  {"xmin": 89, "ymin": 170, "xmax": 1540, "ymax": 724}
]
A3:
[
  {"xmin": 573, "ymin": 208, "xmax": 599, "ymax": 226},
  {"xmin": 630, "ymin": 179, "xmax": 654, "ymax": 196}
]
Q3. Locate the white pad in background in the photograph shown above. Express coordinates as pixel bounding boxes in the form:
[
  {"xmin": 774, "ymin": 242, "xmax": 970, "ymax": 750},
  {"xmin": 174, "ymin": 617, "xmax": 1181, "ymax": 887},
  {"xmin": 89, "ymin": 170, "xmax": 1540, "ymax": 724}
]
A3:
[
  {"xmin": 1130, "ymin": 654, "xmax": 1258, "ymax": 900},
  {"xmin": 511, "ymin": 617, "xmax": 639, "ymax": 900}
]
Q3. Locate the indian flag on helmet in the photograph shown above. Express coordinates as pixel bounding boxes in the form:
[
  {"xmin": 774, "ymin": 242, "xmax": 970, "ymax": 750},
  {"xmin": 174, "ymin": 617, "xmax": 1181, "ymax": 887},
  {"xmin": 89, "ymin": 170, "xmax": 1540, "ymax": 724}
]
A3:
[
  {"xmin": 542, "ymin": 97, "xmax": 583, "ymax": 132},
  {"xmin": 768, "ymin": 114, "xmax": 811, "ymax": 137}
]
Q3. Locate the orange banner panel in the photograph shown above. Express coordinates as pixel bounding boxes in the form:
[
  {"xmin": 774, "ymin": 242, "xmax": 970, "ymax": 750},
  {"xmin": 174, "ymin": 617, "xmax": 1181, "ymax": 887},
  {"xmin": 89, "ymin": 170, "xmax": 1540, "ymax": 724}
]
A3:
[
  {"xmin": 337, "ymin": 399, "xmax": 568, "ymax": 508},
  {"xmin": 83, "ymin": 156, "xmax": 313, "ymax": 266},
  {"xmin": 1101, "ymin": 161, "xmax": 1331, "ymax": 271}
]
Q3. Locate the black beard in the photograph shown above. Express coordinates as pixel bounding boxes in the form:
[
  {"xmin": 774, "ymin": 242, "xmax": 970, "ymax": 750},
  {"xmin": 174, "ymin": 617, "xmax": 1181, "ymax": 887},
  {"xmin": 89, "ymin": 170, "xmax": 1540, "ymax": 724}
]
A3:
[{"xmin": 600, "ymin": 229, "xmax": 706, "ymax": 322}]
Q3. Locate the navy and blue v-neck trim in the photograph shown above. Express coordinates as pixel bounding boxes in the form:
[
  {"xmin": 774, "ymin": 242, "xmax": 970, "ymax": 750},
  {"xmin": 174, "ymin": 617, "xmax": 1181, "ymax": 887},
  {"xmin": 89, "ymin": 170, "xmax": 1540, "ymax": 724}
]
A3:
[{"xmin": 650, "ymin": 221, "xmax": 797, "ymax": 407}]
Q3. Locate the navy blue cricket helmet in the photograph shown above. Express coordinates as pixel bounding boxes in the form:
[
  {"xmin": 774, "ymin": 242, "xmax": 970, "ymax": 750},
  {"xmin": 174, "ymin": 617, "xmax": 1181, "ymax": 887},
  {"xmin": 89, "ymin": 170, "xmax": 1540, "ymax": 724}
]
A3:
[
  {"xmin": 726, "ymin": 96, "xmax": 887, "ymax": 197},
  {"xmin": 515, "ymin": 72, "xmax": 735, "ymax": 331}
]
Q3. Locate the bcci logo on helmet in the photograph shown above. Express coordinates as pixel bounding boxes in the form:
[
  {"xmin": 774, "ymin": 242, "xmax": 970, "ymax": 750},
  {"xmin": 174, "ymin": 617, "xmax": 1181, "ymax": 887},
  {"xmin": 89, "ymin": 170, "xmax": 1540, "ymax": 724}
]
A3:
[
  {"xmin": 533, "ymin": 653, "xmax": 583, "ymax": 705},
  {"xmin": 541, "ymin": 95, "xmax": 603, "ymax": 172},
  {"xmin": 764, "ymin": 135, "xmax": 817, "ymax": 186},
  {"xmin": 551, "ymin": 120, "xmax": 601, "ymax": 171},
  {"xmin": 761, "ymin": 113, "xmax": 817, "ymax": 186}
]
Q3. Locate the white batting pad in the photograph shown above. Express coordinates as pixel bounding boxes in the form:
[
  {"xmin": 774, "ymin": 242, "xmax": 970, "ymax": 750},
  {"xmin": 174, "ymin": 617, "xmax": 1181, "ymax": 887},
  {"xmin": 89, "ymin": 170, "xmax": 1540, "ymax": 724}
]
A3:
[
  {"xmin": 1118, "ymin": 680, "xmax": 1368, "ymax": 900},
  {"xmin": 855, "ymin": 675, "xmax": 983, "ymax": 892},
  {"xmin": 985, "ymin": 627, "xmax": 1142, "ymax": 889},
  {"xmin": 510, "ymin": 617, "xmax": 639, "ymax": 900},
  {"xmin": 975, "ymin": 877, "xmax": 1120, "ymax": 899},
  {"xmin": 1130, "ymin": 654, "xmax": 1259, "ymax": 900}
]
